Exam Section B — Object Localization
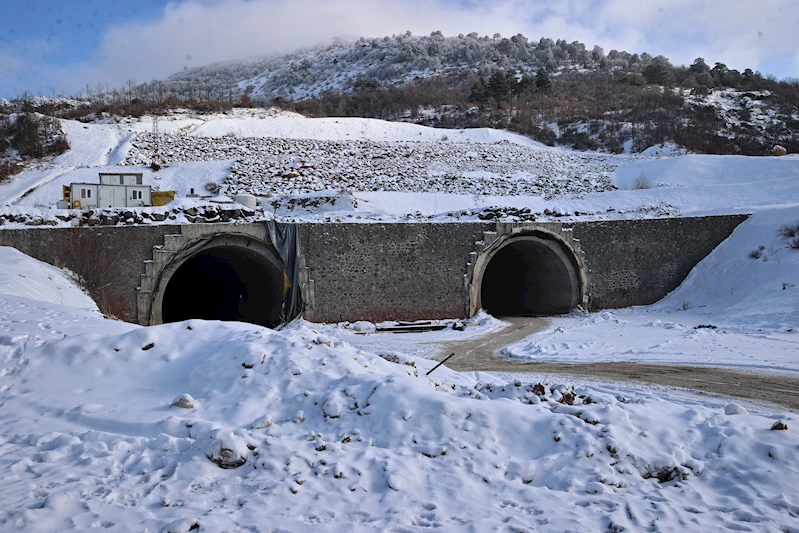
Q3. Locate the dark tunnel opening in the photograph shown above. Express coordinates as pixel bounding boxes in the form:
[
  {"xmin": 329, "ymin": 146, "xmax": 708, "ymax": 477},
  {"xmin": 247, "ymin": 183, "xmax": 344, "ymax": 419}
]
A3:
[
  {"xmin": 481, "ymin": 239, "xmax": 579, "ymax": 316},
  {"xmin": 161, "ymin": 246, "xmax": 285, "ymax": 327}
]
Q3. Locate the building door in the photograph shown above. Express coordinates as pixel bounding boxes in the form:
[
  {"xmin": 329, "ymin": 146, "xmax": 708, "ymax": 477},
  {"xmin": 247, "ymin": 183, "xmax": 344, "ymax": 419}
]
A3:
[
  {"xmin": 99, "ymin": 186, "xmax": 114, "ymax": 207},
  {"xmin": 114, "ymin": 186, "xmax": 126, "ymax": 207}
]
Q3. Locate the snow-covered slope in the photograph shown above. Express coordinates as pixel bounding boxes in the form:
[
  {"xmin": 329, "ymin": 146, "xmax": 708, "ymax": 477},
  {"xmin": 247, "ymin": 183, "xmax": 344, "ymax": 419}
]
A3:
[
  {"xmin": 0, "ymin": 120, "xmax": 133, "ymax": 207},
  {"xmin": 500, "ymin": 206, "xmax": 799, "ymax": 371},
  {"xmin": 654, "ymin": 207, "xmax": 799, "ymax": 329},
  {"xmin": 129, "ymin": 108, "xmax": 544, "ymax": 145},
  {"xmin": 3, "ymin": 110, "xmax": 798, "ymax": 226},
  {"xmin": 1, "ymin": 286, "xmax": 797, "ymax": 532},
  {"xmin": 0, "ymin": 246, "xmax": 130, "ymax": 346},
  {"xmin": 0, "ymin": 246, "xmax": 97, "ymax": 309},
  {"xmin": 162, "ymin": 33, "xmax": 554, "ymax": 100},
  {"xmin": 614, "ymin": 153, "xmax": 799, "ymax": 188}
]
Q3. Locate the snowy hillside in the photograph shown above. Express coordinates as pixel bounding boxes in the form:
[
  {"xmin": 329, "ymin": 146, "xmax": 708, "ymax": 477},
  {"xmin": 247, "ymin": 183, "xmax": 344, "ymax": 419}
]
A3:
[
  {"xmin": 1, "ymin": 109, "xmax": 798, "ymax": 228},
  {"xmin": 164, "ymin": 32, "xmax": 561, "ymax": 100},
  {"xmin": 0, "ymin": 246, "xmax": 98, "ymax": 310}
]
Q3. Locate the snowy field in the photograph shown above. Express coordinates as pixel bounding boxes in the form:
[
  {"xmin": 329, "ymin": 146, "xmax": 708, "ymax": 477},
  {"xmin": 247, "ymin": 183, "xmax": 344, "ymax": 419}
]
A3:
[
  {"xmin": 2, "ymin": 109, "xmax": 799, "ymax": 531},
  {"xmin": 1, "ymin": 248, "xmax": 798, "ymax": 532}
]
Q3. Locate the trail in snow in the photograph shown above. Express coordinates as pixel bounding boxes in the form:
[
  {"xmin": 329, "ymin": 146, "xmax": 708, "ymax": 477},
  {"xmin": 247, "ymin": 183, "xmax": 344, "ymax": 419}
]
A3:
[
  {"xmin": 0, "ymin": 120, "xmax": 135, "ymax": 206},
  {"xmin": 425, "ymin": 317, "xmax": 799, "ymax": 411}
]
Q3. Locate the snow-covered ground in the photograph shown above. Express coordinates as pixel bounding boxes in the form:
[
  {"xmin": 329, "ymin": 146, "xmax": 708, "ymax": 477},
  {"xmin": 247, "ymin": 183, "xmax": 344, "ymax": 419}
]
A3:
[
  {"xmin": 490, "ymin": 207, "xmax": 799, "ymax": 372},
  {"xmin": 1, "ymin": 108, "xmax": 798, "ymax": 228},
  {"xmin": 127, "ymin": 107, "xmax": 547, "ymax": 146},
  {"xmin": 2, "ymin": 108, "xmax": 799, "ymax": 531},
  {"xmin": 1, "ymin": 247, "xmax": 798, "ymax": 532}
]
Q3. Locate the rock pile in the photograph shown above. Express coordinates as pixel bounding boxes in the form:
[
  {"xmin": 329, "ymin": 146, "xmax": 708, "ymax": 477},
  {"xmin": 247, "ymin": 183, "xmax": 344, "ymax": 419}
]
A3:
[
  {"xmin": 0, "ymin": 205, "xmax": 258, "ymax": 227},
  {"xmin": 123, "ymin": 133, "xmax": 622, "ymax": 197}
]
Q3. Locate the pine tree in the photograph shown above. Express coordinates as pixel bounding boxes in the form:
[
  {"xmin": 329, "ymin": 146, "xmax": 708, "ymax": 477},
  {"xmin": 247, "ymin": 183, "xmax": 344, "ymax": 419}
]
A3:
[
  {"xmin": 517, "ymin": 73, "xmax": 536, "ymax": 97},
  {"xmin": 468, "ymin": 78, "xmax": 488, "ymax": 109},
  {"xmin": 488, "ymin": 70, "xmax": 509, "ymax": 108},
  {"xmin": 642, "ymin": 56, "xmax": 676, "ymax": 87},
  {"xmin": 535, "ymin": 69, "xmax": 551, "ymax": 93},
  {"xmin": 689, "ymin": 57, "xmax": 710, "ymax": 74}
]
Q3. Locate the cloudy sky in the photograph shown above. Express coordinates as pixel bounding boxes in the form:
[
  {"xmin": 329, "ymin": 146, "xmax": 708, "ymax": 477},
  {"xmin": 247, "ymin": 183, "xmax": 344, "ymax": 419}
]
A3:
[{"xmin": 1, "ymin": 0, "xmax": 797, "ymax": 98}]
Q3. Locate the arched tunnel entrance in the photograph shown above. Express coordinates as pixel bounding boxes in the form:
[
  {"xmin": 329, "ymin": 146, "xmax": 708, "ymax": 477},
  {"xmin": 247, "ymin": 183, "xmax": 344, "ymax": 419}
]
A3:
[
  {"xmin": 479, "ymin": 235, "xmax": 582, "ymax": 316},
  {"xmin": 160, "ymin": 243, "xmax": 286, "ymax": 328}
]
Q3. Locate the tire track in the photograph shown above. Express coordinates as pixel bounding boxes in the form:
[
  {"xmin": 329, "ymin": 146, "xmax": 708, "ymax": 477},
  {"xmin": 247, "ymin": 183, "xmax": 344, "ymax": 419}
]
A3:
[{"xmin": 437, "ymin": 317, "xmax": 799, "ymax": 411}]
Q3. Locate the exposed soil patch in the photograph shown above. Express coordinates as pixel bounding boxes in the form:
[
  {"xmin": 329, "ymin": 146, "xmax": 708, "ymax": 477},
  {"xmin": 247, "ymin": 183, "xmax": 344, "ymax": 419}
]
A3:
[{"xmin": 437, "ymin": 317, "xmax": 799, "ymax": 412}]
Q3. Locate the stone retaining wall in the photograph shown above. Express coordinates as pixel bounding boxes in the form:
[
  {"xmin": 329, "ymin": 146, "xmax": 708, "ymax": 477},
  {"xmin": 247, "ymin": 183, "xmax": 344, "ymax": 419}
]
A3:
[{"xmin": 0, "ymin": 214, "xmax": 750, "ymax": 324}]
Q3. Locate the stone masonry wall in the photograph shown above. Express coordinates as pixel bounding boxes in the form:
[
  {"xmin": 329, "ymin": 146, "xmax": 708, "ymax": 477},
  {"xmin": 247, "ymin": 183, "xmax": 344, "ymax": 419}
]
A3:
[
  {"xmin": 570, "ymin": 215, "xmax": 749, "ymax": 310},
  {"xmin": 300, "ymin": 215, "xmax": 749, "ymax": 321},
  {"xmin": 299, "ymin": 222, "xmax": 492, "ymax": 323},
  {"xmin": 0, "ymin": 214, "xmax": 749, "ymax": 325},
  {"xmin": 0, "ymin": 225, "xmax": 181, "ymax": 322}
]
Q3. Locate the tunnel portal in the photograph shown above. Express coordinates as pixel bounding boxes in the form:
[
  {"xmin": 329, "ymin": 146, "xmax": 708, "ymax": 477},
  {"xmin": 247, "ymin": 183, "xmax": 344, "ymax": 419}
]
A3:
[
  {"xmin": 480, "ymin": 236, "xmax": 581, "ymax": 316},
  {"xmin": 161, "ymin": 245, "xmax": 285, "ymax": 327}
]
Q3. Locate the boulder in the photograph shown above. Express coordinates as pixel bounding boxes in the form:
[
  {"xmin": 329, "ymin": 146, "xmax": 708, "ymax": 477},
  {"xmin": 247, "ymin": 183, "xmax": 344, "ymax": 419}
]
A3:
[
  {"xmin": 195, "ymin": 428, "xmax": 250, "ymax": 469},
  {"xmin": 171, "ymin": 393, "xmax": 196, "ymax": 409}
]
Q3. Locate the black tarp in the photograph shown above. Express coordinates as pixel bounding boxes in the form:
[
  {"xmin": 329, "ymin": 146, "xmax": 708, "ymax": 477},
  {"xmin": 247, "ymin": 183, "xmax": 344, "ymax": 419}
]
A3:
[{"xmin": 266, "ymin": 221, "xmax": 303, "ymax": 322}]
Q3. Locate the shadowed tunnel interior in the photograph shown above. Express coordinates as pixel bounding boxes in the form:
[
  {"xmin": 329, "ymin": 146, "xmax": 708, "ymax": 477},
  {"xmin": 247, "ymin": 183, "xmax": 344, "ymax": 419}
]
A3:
[
  {"xmin": 162, "ymin": 246, "xmax": 285, "ymax": 327},
  {"xmin": 481, "ymin": 238, "xmax": 579, "ymax": 316}
]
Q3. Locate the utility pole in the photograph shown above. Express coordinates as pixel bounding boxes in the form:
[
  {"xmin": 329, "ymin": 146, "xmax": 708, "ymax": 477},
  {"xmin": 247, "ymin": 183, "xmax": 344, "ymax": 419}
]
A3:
[{"xmin": 151, "ymin": 113, "xmax": 161, "ymax": 173}]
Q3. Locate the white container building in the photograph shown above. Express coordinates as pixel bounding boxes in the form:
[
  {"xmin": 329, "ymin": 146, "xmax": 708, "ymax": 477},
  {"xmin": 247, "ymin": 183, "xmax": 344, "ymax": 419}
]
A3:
[{"xmin": 62, "ymin": 173, "xmax": 152, "ymax": 209}]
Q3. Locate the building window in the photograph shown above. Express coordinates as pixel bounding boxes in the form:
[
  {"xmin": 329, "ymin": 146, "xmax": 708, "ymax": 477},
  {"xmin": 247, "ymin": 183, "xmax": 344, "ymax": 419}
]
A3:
[
  {"xmin": 81, "ymin": 189, "xmax": 85, "ymax": 199},
  {"xmin": 87, "ymin": 189, "xmax": 91, "ymax": 198}
]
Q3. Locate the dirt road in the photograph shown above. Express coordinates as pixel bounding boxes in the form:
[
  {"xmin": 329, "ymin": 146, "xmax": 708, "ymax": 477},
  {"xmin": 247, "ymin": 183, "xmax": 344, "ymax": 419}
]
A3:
[{"xmin": 437, "ymin": 317, "xmax": 799, "ymax": 411}]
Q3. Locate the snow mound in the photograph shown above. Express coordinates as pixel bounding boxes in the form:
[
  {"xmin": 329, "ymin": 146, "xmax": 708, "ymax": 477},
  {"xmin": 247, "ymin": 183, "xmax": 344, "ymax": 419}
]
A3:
[
  {"xmin": 0, "ymin": 246, "xmax": 97, "ymax": 309},
  {"xmin": 614, "ymin": 153, "xmax": 799, "ymax": 190},
  {"xmin": 654, "ymin": 206, "xmax": 799, "ymax": 331},
  {"xmin": 1, "ymin": 318, "xmax": 797, "ymax": 531},
  {"xmin": 129, "ymin": 108, "xmax": 543, "ymax": 145}
]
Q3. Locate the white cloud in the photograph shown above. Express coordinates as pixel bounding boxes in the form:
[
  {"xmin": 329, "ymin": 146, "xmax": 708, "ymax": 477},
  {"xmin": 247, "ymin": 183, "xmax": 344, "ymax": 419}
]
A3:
[
  {"xmin": 5, "ymin": 0, "xmax": 798, "ymax": 97},
  {"xmin": 589, "ymin": 0, "xmax": 799, "ymax": 72}
]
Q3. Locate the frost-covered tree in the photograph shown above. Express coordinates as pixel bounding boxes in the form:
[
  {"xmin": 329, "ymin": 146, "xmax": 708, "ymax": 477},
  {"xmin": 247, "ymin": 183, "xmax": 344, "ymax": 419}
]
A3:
[{"xmin": 689, "ymin": 57, "xmax": 710, "ymax": 74}]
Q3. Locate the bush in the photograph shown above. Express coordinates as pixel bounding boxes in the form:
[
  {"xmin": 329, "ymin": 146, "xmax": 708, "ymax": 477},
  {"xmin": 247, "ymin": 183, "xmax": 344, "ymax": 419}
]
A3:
[
  {"xmin": 632, "ymin": 171, "xmax": 652, "ymax": 190},
  {"xmin": 778, "ymin": 221, "xmax": 799, "ymax": 239},
  {"xmin": 0, "ymin": 161, "xmax": 21, "ymax": 183},
  {"xmin": 51, "ymin": 135, "xmax": 70, "ymax": 154},
  {"xmin": 193, "ymin": 101, "xmax": 232, "ymax": 114},
  {"xmin": 4, "ymin": 113, "xmax": 69, "ymax": 160},
  {"xmin": 12, "ymin": 114, "xmax": 45, "ymax": 158},
  {"xmin": 779, "ymin": 221, "xmax": 799, "ymax": 249}
]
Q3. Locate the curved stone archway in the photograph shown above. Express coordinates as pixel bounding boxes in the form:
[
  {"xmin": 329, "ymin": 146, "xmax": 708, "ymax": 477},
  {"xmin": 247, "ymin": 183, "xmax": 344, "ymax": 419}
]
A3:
[
  {"xmin": 147, "ymin": 234, "xmax": 286, "ymax": 327},
  {"xmin": 469, "ymin": 229, "xmax": 587, "ymax": 317}
]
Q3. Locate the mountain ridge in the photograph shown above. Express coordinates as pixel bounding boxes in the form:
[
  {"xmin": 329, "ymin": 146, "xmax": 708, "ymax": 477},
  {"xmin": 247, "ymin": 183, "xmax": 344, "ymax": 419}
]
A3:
[{"xmin": 2, "ymin": 31, "xmax": 797, "ymax": 157}]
